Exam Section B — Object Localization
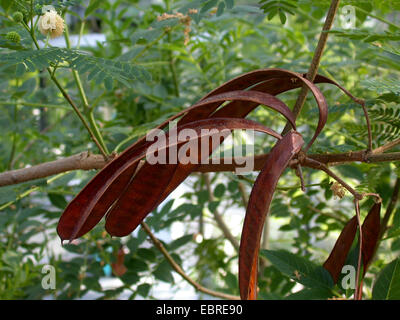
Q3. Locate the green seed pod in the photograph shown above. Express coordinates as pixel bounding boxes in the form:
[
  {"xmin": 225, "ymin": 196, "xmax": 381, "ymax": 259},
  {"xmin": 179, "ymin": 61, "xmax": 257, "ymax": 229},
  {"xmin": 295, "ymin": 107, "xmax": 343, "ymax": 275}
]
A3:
[
  {"xmin": 6, "ymin": 31, "xmax": 21, "ymax": 43},
  {"xmin": 13, "ymin": 11, "xmax": 24, "ymax": 23}
]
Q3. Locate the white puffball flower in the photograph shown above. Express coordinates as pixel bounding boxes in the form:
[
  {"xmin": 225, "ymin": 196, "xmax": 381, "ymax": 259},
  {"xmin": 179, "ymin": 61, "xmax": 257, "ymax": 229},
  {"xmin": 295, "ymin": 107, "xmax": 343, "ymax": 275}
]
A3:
[{"xmin": 38, "ymin": 6, "xmax": 64, "ymax": 39}]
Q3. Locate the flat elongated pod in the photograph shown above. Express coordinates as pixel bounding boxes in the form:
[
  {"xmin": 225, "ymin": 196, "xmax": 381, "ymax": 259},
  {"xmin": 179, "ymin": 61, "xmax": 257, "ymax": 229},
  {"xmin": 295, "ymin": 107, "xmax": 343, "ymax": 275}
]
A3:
[
  {"xmin": 138, "ymin": 71, "xmax": 350, "ymax": 151},
  {"xmin": 98, "ymin": 89, "xmax": 297, "ymax": 238},
  {"xmin": 60, "ymin": 117, "xmax": 280, "ymax": 241},
  {"xmin": 210, "ymin": 73, "xmax": 360, "ymax": 123},
  {"xmin": 191, "ymin": 90, "xmax": 297, "ymax": 129},
  {"xmin": 323, "ymin": 216, "xmax": 358, "ymax": 283},
  {"xmin": 239, "ymin": 131, "xmax": 304, "ymax": 300},
  {"xmin": 105, "ymin": 118, "xmax": 282, "ymax": 237},
  {"xmin": 361, "ymin": 202, "xmax": 381, "ymax": 275},
  {"xmin": 160, "ymin": 74, "xmax": 346, "ymax": 209},
  {"xmin": 57, "ymin": 162, "xmax": 139, "ymax": 241},
  {"xmin": 323, "ymin": 202, "xmax": 381, "ymax": 283},
  {"xmin": 183, "ymin": 69, "xmax": 327, "ymax": 148},
  {"xmin": 180, "ymin": 69, "xmax": 294, "ymax": 124},
  {"xmin": 59, "ymin": 69, "xmax": 350, "ymax": 242},
  {"xmin": 140, "ymin": 89, "xmax": 299, "ymax": 222},
  {"xmin": 313, "ymin": 74, "xmax": 362, "ymax": 103},
  {"xmin": 58, "ymin": 89, "xmax": 292, "ymax": 241}
]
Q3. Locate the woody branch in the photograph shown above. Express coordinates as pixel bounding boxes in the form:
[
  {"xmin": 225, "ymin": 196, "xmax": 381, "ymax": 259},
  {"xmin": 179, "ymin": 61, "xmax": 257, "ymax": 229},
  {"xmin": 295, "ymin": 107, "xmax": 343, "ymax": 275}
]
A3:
[{"xmin": 1, "ymin": 148, "xmax": 400, "ymax": 187}]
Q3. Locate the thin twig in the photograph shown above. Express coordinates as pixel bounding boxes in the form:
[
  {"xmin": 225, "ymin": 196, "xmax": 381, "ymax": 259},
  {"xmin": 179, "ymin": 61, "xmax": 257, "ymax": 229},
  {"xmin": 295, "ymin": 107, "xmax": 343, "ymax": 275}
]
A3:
[
  {"xmin": 0, "ymin": 172, "xmax": 69, "ymax": 211},
  {"xmin": 380, "ymin": 178, "xmax": 400, "ymax": 239},
  {"xmin": 360, "ymin": 101, "xmax": 373, "ymax": 153},
  {"xmin": 237, "ymin": 181, "xmax": 248, "ymax": 208},
  {"xmin": 167, "ymin": 31, "xmax": 180, "ymax": 97},
  {"xmin": 373, "ymin": 137, "xmax": 400, "ymax": 154},
  {"xmin": 203, "ymin": 173, "xmax": 240, "ymax": 252},
  {"xmin": 49, "ymin": 75, "xmax": 109, "ymax": 158},
  {"xmin": 354, "ymin": 200, "xmax": 363, "ymax": 300},
  {"xmin": 0, "ymin": 101, "xmax": 70, "ymax": 110},
  {"xmin": 140, "ymin": 222, "xmax": 240, "ymax": 300},
  {"xmin": 307, "ymin": 205, "xmax": 347, "ymax": 224},
  {"xmin": 132, "ymin": 31, "xmax": 168, "ymax": 62},
  {"xmin": 367, "ymin": 178, "xmax": 400, "ymax": 268},
  {"xmin": 10, "ymin": 111, "xmax": 72, "ymax": 168},
  {"xmin": 282, "ymin": 0, "xmax": 341, "ymax": 135},
  {"xmin": 304, "ymin": 157, "xmax": 363, "ymax": 200},
  {"xmin": 19, "ymin": 19, "xmax": 109, "ymax": 159},
  {"xmin": 355, "ymin": 6, "xmax": 400, "ymax": 30},
  {"xmin": 63, "ymin": 22, "xmax": 109, "ymax": 155}
]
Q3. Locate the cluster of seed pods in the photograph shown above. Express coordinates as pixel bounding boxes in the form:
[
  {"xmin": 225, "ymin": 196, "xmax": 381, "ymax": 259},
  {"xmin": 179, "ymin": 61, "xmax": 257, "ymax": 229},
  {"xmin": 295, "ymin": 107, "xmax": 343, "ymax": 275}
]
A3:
[{"xmin": 57, "ymin": 68, "xmax": 381, "ymax": 299}]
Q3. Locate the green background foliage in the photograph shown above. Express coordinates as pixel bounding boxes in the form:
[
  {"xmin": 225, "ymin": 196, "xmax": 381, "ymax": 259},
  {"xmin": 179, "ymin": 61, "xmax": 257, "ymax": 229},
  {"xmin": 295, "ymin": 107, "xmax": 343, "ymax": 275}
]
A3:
[{"xmin": 0, "ymin": 0, "xmax": 399, "ymax": 300}]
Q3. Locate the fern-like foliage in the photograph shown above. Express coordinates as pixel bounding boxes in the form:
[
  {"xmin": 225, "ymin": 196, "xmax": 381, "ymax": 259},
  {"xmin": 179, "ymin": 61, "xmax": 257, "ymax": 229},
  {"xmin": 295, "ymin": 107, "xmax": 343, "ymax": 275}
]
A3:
[
  {"xmin": 179, "ymin": 0, "xmax": 234, "ymax": 17},
  {"xmin": 329, "ymin": 29, "xmax": 400, "ymax": 43},
  {"xmin": 369, "ymin": 106, "xmax": 400, "ymax": 142},
  {"xmin": 362, "ymin": 78, "xmax": 400, "ymax": 96},
  {"xmin": 344, "ymin": 103, "xmax": 400, "ymax": 147},
  {"xmin": 356, "ymin": 163, "xmax": 391, "ymax": 194},
  {"xmin": 258, "ymin": 0, "xmax": 297, "ymax": 24},
  {"xmin": 329, "ymin": 28, "xmax": 400, "ymax": 71},
  {"xmin": 0, "ymin": 48, "xmax": 150, "ymax": 90}
]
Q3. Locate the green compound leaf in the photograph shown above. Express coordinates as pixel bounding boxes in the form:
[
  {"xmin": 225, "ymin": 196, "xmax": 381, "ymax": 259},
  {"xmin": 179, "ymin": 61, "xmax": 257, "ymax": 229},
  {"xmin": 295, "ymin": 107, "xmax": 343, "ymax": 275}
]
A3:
[{"xmin": 372, "ymin": 258, "xmax": 400, "ymax": 300}]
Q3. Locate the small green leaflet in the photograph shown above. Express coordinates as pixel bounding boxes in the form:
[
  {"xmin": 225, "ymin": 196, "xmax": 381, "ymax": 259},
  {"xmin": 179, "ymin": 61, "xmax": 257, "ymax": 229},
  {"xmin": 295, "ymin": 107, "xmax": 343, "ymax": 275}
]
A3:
[
  {"xmin": 372, "ymin": 258, "xmax": 400, "ymax": 300},
  {"xmin": 259, "ymin": 0, "xmax": 296, "ymax": 23},
  {"xmin": 329, "ymin": 29, "xmax": 400, "ymax": 43},
  {"xmin": 201, "ymin": 0, "xmax": 219, "ymax": 14},
  {"xmin": 0, "ymin": 48, "xmax": 150, "ymax": 90},
  {"xmin": 85, "ymin": 0, "xmax": 102, "ymax": 18},
  {"xmin": 182, "ymin": 0, "xmax": 234, "ymax": 16},
  {"xmin": 260, "ymin": 249, "xmax": 334, "ymax": 289},
  {"xmin": 362, "ymin": 78, "xmax": 400, "ymax": 96},
  {"xmin": 285, "ymin": 287, "xmax": 334, "ymax": 300}
]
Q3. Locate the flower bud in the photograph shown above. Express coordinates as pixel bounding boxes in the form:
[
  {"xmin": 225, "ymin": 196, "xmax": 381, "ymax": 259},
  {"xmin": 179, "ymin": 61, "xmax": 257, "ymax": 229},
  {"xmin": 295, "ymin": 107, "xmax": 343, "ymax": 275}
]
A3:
[
  {"xmin": 13, "ymin": 11, "xmax": 24, "ymax": 23},
  {"xmin": 6, "ymin": 31, "xmax": 21, "ymax": 43}
]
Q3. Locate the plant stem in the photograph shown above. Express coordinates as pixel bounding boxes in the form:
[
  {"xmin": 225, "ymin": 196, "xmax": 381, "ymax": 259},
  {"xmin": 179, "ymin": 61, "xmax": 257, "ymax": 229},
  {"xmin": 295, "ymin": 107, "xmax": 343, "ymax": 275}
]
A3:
[
  {"xmin": 140, "ymin": 222, "xmax": 240, "ymax": 300},
  {"xmin": 20, "ymin": 20, "xmax": 108, "ymax": 158},
  {"xmin": 380, "ymin": 178, "xmax": 400, "ymax": 239},
  {"xmin": 356, "ymin": 6, "xmax": 400, "ymax": 30},
  {"xmin": 360, "ymin": 101, "xmax": 373, "ymax": 152},
  {"xmin": 304, "ymin": 157, "xmax": 363, "ymax": 200},
  {"xmin": 167, "ymin": 32, "xmax": 180, "ymax": 97},
  {"xmin": 307, "ymin": 205, "xmax": 347, "ymax": 224},
  {"xmin": 373, "ymin": 137, "xmax": 400, "ymax": 154},
  {"xmin": 64, "ymin": 22, "xmax": 109, "ymax": 155},
  {"xmin": 165, "ymin": 0, "xmax": 180, "ymax": 97},
  {"xmin": 237, "ymin": 181, "xmax": 248, "ymax": 207},
  {"xmin": 0, "ymin": 101, "xmax": 70, "ymax": 110},
  {"xmin": 77, "ymin": 20, "xmax": 85, "ymax": 49},
  {"xmin": 282, "ymin": 0, "xmax": 341, "ymax": 135},
  {"xmin": 5, "ymin": 149, "xmax": 400, "ymax": 188},
  {"xmin": 0, "ymin": 172, "xmax": 69, "ymax": 211},
  {"xmin": 7, "ymin": 103, "xmax": 18, "ymax": 170},
  {"xmin": 203, "ymin": 173, "xmax": 240, "ymax": 252},
  {"xmin": 11, "ymin": 111, "xmax": 72, "ymax": 167},
  {"xmin": 50, "ymin": 75, "xmax": 108, "ymax": 158},
  {"xmin": 0, "ymin": 152, "xmax": 107, "ymax": 187},
  {"xmin": 132, "ymin": 31, "xmax": 168, "ymax": 62},
  {"xmin": 354, "ymin": 200, "xmax": 363, "ymax": 300}
]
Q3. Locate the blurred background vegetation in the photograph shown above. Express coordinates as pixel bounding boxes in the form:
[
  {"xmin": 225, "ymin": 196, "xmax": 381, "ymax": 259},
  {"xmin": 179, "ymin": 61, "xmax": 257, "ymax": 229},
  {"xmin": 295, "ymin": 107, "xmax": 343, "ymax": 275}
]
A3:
[{"xmin": 0, "ymin": 0, "xmax": 400, "ymax": 299}]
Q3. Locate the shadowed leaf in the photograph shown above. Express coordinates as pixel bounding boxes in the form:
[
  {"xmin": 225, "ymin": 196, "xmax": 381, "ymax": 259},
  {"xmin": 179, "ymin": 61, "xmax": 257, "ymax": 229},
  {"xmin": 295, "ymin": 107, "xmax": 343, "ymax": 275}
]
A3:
[
  {"xmin": 361, "ymin": 202, "xmax": 381, "ymax": 275},
  {"xmin": 323, "ymin": 216, "xmax": 358, "ymax": 283},
  {"xmin": 372, "ymin": 258, "xmax": 400, "ymax": 300}
]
